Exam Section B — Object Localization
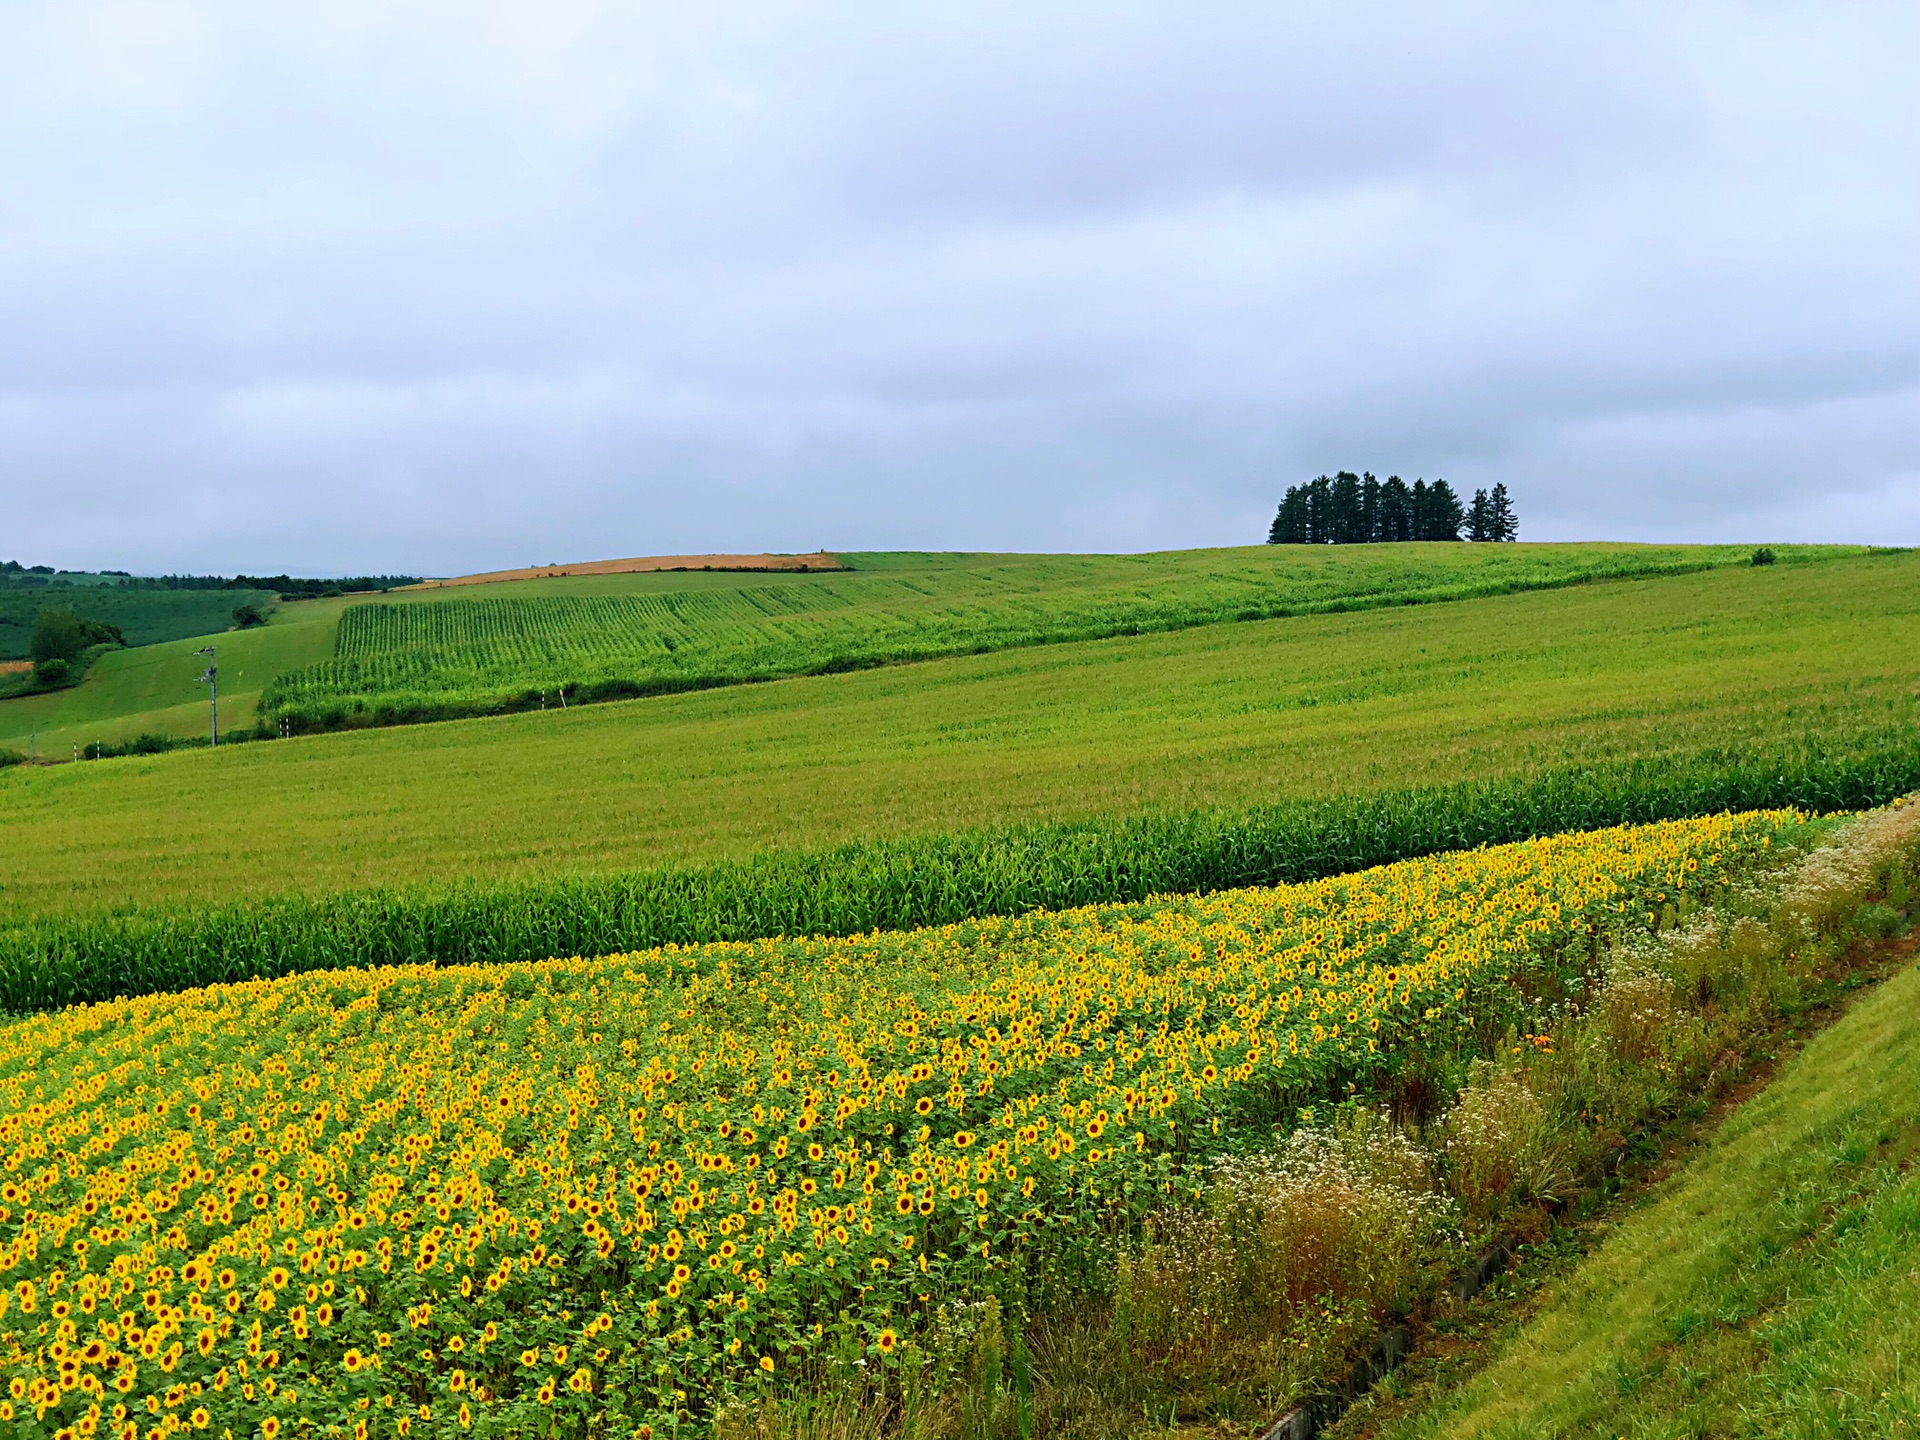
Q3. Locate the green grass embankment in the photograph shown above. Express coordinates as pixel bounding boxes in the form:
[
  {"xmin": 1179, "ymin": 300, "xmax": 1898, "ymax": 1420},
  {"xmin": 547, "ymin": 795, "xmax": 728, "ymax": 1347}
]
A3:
[
  {"xmin": 2, "ymin": 551, "xmax": 1915, "ymax": 920},
  {"xmin": 1379, "ymin": 951, "xmax": 1920, "ymax": 1438}
]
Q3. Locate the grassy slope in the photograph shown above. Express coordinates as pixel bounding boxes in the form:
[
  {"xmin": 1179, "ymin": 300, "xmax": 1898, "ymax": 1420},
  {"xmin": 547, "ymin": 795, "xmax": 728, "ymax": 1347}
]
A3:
[
  {"xmin": 1377, "ymin": 954, "xmax": 1920, "ymax": 1439},
  {"xmin": 0, "ymin": 551, "xmax": 1914, "ymax": 921},
  {"xmin": 264, "ymin": 543, "xmax": 1845, "ymax": 721},
  {"xmin": 0, "ymin": 572, "xmax": 840, "ymax": 751},
  {"xmin": 0, "ymin": 544, "xmax": 1865, "ymax": 751},
  {"xmin": 0, "ymin": 596, "xmax": 347, "ymax": 752},
  {"xmin": 0, "ymin": 583, "xmax": 281, "ymax": 659}
]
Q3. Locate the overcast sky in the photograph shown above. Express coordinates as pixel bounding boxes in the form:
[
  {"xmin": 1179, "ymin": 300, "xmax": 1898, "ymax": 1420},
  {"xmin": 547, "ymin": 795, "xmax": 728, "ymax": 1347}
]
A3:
[{"xmin": 1, "ymin": 2, "xmax": 1914, "ymax": 574}]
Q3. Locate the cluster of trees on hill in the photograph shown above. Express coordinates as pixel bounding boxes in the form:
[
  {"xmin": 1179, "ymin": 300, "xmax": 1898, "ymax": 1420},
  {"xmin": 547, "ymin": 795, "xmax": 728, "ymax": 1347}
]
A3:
[
  {"xmin": 20, "ymin": 609, "xmax": 126, "ymax": 687},
  {"xmin": 1268, "ymin": 473, "xmax": 1518, "ymax": 544}
]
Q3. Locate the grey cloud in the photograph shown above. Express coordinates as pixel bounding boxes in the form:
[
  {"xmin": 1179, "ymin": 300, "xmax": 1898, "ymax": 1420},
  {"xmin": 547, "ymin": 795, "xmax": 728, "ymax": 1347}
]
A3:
[{"xmin": 0, "ymin": 1, "xmax": 1914, "ymax": 572}]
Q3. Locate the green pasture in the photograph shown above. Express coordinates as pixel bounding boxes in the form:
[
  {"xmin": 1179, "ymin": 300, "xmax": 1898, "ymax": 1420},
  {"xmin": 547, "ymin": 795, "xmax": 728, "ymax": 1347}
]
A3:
[
  {"xmin": 0, "ymin": 597, "xmax": 345, "ymax": 754},
  {"xmin": 0, "ymin": 549, "xmax": 1914, "ymax": 921},
  {"xmin": 0, "ymin": 569, "xmax": 812, "ymax": 752},
  {"xmin": 0, "ymin": 582, "xmax": 280, "ymax": 660},
  {"xmin": 0, "ymin": 542, "xmax": 1872, "ymax": 750},
  {"xmin": 263, "ymin": 542, "xmax": 1851, "ymax": 727},
  {"xmin": 1381, "ymin": 954, "xmax": 1920, "ymax": 1439}
]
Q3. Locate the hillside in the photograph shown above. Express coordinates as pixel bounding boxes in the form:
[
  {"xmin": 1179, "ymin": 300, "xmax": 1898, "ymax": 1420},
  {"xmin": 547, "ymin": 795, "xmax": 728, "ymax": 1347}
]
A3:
[
  {"xmin": 1, "ymin": 541, "xmax": 1916, "ymax": 1440},
  {"xmin": 0, "ymin": 582, "xmax": 280, "ymax": 660},
  {"xmin": 0, "ymin": 594, "xmax": 347, "ymax": 754},
  {"xmin": 260, "ymin": 542, "xmax": 1844, "ymax": 729},
  {"xmin": 0, "ymin": 542, "xmax": 1867, "ymax": 755},
  {"xmin": 0, "ymin": 548, "xmax": 1914, "ymax": 920}
]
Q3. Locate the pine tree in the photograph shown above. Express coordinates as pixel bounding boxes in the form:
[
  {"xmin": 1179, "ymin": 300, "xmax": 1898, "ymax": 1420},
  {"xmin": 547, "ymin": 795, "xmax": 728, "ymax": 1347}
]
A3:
[
  {"xmin": 1379, "ymin": 476, "xmax": 1413, "ymax": 542},
  {"xmin": 1361, "ymin": 473, "xmax": 1382, "ymax": 542},
  {"xmin": 1410, "ymin": 479, "xmax": 1430, "ymax": 538},
  {"xmin": 1488, "ymin": 482, "xmax": 1518, "ymax": 541},
  {"xmin": 1330, "ymin": 472, "xmax": 1365, "ymax": 543},
  {"xmin": 1306, "ymin": 475, "xmax": 1335, "ymax": 543},
  {"xmin": 1268, "ymin": 485, "xmax": 1310, "ymax": 544},
  {"xmin": 1467, "ymin": 488, "xmax": 1491, "ymax": 542},
  {"xmin": 1426, "ymin": 480, "xmax": 1465, "ymax": 540}
]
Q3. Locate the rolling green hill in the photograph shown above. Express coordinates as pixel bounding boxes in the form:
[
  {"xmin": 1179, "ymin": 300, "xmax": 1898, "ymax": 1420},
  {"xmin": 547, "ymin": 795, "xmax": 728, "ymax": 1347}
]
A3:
[
  {"xmin": 1, "ymin": 548, "xmax": 1913, "ymax": 921},
  {"xmin": 0, "ymin": 583, "xmax": 280, "ymax": 660},
  {"xmin": 2, "ymin": 541, "xmax": 1845, "ymax": 757},
  {"xmin": 0, "ymin": 596, "xmax": 347, "ymax": 756},
  {"xmin": 260, "ymin": 543, "xmax": 1849, "ymax": 728}
]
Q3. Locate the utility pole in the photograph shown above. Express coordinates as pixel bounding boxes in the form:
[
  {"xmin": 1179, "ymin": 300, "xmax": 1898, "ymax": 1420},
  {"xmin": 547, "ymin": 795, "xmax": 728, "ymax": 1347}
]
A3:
[{"xmin": 195, "ymin": 646, "xmax": 218, "ymax": 746}]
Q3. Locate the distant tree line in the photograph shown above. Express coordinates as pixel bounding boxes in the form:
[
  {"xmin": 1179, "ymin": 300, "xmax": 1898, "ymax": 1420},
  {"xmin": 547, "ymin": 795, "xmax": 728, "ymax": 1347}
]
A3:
[
  {"xmin": 1, "ymin": 561, "xmax": 418, "ymax": 598},
  {"xmin": 0, "ymin": 561, "xmax": 130, "ymax": 589},
  {"xmin": 1268, "ymin": 473, "xmax": 1518, "ymax": 544},
  {"xmin": 152, "ymin": 573, "xmax": 421, "ymax": 598}
]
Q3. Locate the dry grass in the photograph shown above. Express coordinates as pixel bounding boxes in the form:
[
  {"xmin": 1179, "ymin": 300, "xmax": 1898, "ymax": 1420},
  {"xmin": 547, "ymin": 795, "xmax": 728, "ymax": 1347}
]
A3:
[
  {"xmin": 1113, "ymin": 1112, "xmax": 1458, "ymax": 1392},
  {"xmin": 1441, "ymin": 1066, "xmax": 1570, "ymax": 1215}
]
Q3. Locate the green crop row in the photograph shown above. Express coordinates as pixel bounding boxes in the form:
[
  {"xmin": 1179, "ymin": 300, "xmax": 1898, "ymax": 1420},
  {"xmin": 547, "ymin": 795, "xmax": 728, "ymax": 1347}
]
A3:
[
  {"xmin": 6, "ymin": 734, "xmax": 1918, "ymax": 1017},
  {"xmin": 258, "ymin": 544, "xmax": 1816, "ymax": 730}
]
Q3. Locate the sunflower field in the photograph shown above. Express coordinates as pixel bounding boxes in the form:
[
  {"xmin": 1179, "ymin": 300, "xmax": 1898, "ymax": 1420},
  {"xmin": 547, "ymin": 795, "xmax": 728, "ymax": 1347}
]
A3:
[{"xmin": 0, "ymin": 811, "xmax": 1794, "ymax": 1438}]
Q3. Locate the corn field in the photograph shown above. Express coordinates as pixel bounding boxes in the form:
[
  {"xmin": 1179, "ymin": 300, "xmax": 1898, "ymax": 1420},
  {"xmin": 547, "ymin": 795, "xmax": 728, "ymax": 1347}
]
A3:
[
  {"xmin": 258, "ymin": 547, "xmax": 1777, "ymax": 730},
  {"xmin": 4, "ymin": 738, "xmax": 1915, "ymax": 1017}
]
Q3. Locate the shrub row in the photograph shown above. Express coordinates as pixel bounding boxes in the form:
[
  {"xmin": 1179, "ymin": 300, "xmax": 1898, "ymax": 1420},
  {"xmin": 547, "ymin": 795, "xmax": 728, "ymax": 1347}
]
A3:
[{"xmin": 5, "ymin": 734, "xmax": 1919, "ymax": 1016}]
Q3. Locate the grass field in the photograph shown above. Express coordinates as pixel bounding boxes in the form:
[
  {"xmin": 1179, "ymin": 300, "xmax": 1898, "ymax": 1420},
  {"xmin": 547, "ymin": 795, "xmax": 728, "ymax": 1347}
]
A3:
[
  {"xmin": 0, "ymin": 549, "xmax": 1913, "ymax": 922},
  {"xmin": 1379, "ymin": 946, "xmax": 1920, "ymax": 1438},
  {"xmin": 13, "ymin": 742, "xmax": 1916, "ymax": 1015},
  {"xmin": 0, "ymin": 568, "xmax": 827, "ymax": 755},
  {"xmin": 260, "ymin": 543, "xmax": 1844, "ymax": 728},
  {"xmin": 0, "ymin": 582, "xmax": 280, "ymax": 660},
  {"xmin": 2, "ymin": 549, "xmax": 1916, "ymax": 919},
  {"xmin": 2, "ymin": 543, "xmax": 1792, "ymax": 753},
  {"xmin": 0, "ymin": 597, "xmax": 344, "ymax": 755}
]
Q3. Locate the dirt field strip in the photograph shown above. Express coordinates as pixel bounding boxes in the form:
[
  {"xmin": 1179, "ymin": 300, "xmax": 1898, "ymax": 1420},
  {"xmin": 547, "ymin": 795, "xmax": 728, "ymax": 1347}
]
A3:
[{"xmin": 410, "ymin": 552, "xmax": 842, "ymax": 587}]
